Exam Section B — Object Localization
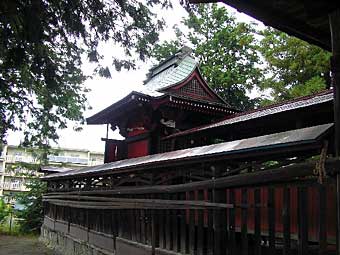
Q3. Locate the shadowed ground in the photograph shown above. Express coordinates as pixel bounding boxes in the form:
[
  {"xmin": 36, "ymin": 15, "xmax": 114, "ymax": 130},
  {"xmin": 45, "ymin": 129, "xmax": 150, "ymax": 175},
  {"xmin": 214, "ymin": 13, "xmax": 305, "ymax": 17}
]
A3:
[{"xmin": 0, "ymin": 235, "xmax": 56, "ymax": 255}]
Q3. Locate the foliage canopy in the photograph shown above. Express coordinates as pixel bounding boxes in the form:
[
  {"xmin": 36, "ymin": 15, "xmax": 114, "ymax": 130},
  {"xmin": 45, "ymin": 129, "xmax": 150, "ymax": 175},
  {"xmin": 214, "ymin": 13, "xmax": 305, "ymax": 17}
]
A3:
[
  {"xmin": 152, "ymin": 4, "xmax": 263, "ymax": 111},
  {"xmin": 259, "ymin": 28, "xmax": 331, "ymax": 104},
  {"xmin": 0, "ymin": 0, "xmax": 171, "ymax": 147}
]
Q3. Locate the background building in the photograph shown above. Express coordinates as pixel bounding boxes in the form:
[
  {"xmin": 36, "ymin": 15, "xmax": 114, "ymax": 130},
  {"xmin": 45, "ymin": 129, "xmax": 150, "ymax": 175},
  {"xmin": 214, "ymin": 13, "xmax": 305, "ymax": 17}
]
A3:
[{"xmin": 0, "ymin": 145, "xmax": 104, "ymax": 202}]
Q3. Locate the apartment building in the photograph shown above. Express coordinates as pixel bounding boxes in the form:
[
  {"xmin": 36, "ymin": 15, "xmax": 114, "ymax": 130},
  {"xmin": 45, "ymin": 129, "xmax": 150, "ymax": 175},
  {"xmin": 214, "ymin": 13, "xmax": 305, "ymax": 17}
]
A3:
[{"xmin": 0, "ymin": 145, "xmax": 104, "ymax": 201}]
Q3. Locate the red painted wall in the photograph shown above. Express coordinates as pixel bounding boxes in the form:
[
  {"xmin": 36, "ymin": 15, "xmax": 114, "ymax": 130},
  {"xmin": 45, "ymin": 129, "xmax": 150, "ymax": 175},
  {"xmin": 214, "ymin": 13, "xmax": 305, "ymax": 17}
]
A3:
[
  {"xmin": 127, "ymin": 140, "xmax": 149, "ymax": 158},
  {"xmin": 230, "ymin": 185, "xmax": 336, "ymax": 243},
  {"xmin": 185, "ymin": 185, "xmax": 336, "ymax": 244}
]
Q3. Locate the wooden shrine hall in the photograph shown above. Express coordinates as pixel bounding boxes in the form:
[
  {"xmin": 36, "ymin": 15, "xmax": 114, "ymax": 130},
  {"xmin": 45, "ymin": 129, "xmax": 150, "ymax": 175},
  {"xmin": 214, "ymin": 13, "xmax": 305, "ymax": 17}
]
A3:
[{"xmin": 40, "ymin": 2, "xmax": 340, "ymax": 255}]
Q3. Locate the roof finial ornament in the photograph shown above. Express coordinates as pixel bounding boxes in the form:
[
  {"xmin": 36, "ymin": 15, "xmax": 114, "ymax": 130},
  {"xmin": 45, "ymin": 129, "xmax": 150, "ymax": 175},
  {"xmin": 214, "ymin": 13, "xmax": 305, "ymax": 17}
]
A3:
[{"xmin": 176, "ymin": 45, "xmax": 193, "ymax": 59}]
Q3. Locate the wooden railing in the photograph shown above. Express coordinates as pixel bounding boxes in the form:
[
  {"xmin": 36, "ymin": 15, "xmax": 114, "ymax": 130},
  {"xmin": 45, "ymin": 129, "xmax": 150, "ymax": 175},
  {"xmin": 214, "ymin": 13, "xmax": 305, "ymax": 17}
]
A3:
[{"xmin": 42, "ymin": 158, "xmax": 340, "ymax": 255}]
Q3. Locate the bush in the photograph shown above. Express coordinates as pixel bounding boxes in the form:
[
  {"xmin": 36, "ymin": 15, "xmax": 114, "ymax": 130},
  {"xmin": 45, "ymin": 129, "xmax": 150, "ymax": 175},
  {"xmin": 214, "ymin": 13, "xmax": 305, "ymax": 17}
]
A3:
[
  {"xmin": 15, "ymin": 178, "xmax": 47, "ymax": 234},
  {"xmin": 0, "ymin": 198, "xmax": 11, "ymax": 223}
]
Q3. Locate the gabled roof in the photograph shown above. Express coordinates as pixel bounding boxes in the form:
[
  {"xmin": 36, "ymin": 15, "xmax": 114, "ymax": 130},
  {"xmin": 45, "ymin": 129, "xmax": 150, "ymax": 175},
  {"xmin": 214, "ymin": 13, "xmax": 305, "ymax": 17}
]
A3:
[
  {"xmin": 144, "ymin": 47, "xmax": 229, "ymax": 106},
  {"xmin": 87, "ymin": 47, "xmax": 235, "ymax": 125},
  {"xmin": 42, "ymin": 123, "xmax": 332, "ymax": 180},
  {"xmin": 163, "ymin": 90, "xmax": 333, "ymax": 139}
]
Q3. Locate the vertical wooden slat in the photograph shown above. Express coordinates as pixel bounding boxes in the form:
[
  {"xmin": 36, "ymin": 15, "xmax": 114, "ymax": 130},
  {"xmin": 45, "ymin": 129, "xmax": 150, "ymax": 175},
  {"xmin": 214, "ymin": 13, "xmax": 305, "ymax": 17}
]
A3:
[
  {"xmin": 127, "ymin": 209, "xmax": 132, "ymax": 240},
  {"xmin": 122, "ymin": 209, "xmax": 127, "ymax": 239},
  {"xmin": 298, "ymin": 186, "xmax": 308, "ymax": 255},
  {"xmin": 219, "ymin": 189, "xmax": 228, "ymax": 254},
  {"xmin": 53, "ymin": 204, "xmax": 57, "ymax": 230},
  {"xmin": 86, "ymin": 209, "xmax": 89, "ymax": 241},
  {"xmin": 159, "ymin": 209, "xmax": 165, "ymax": 249},
  {"xmin": 147, "ymin": 209, "xmax": 152, "ymax": 246},
  {"xmin": 141, "ymin": 209, "xmax": 146, "ymax": 244},
  {"xmin": 131, "ymin": 209, "xmax": 136, "ymax": 241},
  {"xmin": 318, "ymin": 184, "xmax": 327, "ymax": 254},
  {"xmin": 268, "ymin": 187, "xmax": 276, "ymax": 254},
  {"xmin": 207, "ymin": 190, "xmax": 214, "ymax": 255},
  {"xmin": 189, "ymin": 191, "xmax": 196, "ymax": 254},
  {"xmin": 254, "ymin": 188, "xmax": 261, "ymax": 255},
  {"xmin": 229, "ymin": 189, "xmax": 236, "ymax": 255},
  {"xmin": 221, "ymin": 190, "xmax": 228, "ymax": 255},
  {"xmin": 112, "ymin": 210, "xmax": 117, "ymax": 250},
  {"xmin": 197, "ymin": 190, "xmax": 205, "ymax": 255},
  {"xmin": 173, "ymin": 193, "xmax": 179, "ymax": 252},
  {"xmin": 213, "ymin": 187, "xmax": 227, "ymax": 255},
  {"xmin": 283, "ymin": 187, "xmax": 291, "ymax": 255},
  {"xmin": 180, "ymin": 192, "xmax": 187, "ymax": 254},
  {"xmin": 166, "ymin": 194, "xmax": 172, "ymax": 250},
  {"xmin": 213, "ymin": 190, "xmax": 221, "ymax": 255},
  {"xmin": 212, "ymin": 165, "xmax": 226, "ymax": 255},
  {"xmin": 241, "ymin": 188, "xmax": 248, "ymax": 255},
  {"xmin": 151, "ymin": 209, "xmax": 156, "ymax": 255},
  {"xmin": 118, "ymin": 210, "xmax": 123, "ymax": 238},
  {"xmin": 67, "ymin": 206, "xmax": 71, "ymax": 233},
  {"xmin": 102, "ymin": 210, "xmax": 105, "ymax": 234},
  {"xmin": 135, "ymin": 209, "xmax": 141, "ymax": 243}
]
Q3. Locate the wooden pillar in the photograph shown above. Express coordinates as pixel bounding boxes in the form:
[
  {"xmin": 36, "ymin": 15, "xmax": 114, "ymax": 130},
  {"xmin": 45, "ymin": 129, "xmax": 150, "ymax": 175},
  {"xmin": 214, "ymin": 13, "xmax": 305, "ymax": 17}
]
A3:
[
  {"xmin": 150, "ymin": 174, "xmax": 157, "ymax": 255},
  {"xmin": 329, "ymin": 8, "xmax": 340, "ymax": 255},
  {"xmin": 330, "ymin": 9, "xmax": 340, "ymax": 156},
  {"xmin": 151, "ymin": 194, "xmax": 156, "ymax": 255}
]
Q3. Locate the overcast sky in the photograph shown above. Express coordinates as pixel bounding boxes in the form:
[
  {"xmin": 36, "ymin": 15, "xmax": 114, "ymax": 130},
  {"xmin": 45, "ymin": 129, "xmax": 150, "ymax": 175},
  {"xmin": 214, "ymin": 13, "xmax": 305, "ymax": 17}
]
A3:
[{"xmin": 7, "ymin": 2, "xmax": 262, "ymax": 153}]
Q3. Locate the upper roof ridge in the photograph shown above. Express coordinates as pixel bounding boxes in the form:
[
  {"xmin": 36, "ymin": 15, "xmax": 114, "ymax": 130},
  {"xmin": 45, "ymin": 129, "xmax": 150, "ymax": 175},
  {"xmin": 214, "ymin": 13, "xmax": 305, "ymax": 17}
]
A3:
[{"xmin": 145, "ymin": 46, "xmax": 195, "ymax": 83}]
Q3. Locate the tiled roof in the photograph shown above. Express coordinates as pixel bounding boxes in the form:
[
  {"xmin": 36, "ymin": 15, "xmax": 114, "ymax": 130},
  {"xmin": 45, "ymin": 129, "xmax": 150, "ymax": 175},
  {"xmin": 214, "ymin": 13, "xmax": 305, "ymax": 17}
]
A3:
[
  {"xmin": 42, "ymin": 123, "xmax": 332, "ymax": 179},
  {"xmin": 164, "ymin": 90, "xmax": 333, "ymax": 139},
  {"xmin": 144, "ymin": 55, "xmax": 197, "ymax": 92}
]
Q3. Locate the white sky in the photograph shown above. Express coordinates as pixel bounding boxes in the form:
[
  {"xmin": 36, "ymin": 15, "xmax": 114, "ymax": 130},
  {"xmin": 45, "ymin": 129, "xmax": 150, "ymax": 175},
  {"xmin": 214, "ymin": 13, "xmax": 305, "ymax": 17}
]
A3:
[{"xmin": 7, "ymin": 2, "xmax": 263, "ymax": 153}]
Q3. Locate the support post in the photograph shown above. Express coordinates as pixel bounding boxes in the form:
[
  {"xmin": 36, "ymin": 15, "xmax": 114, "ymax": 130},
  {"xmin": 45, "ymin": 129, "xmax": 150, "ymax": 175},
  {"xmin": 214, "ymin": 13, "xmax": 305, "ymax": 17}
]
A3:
[
  {"xmin": 329, "ymin": 8, "xmax": 340, "ymax": 255},
  {"xmin": 212, "ymin": 165, "xmax": 226, "ymax": 255},
  {"xmin": 330, "ymin": 9, "xmax": 340, "ymax": 156}
]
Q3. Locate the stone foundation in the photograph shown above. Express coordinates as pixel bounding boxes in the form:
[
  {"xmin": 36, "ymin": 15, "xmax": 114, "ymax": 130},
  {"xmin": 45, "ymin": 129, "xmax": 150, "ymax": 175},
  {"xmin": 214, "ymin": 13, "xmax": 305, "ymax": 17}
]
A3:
[
  {"xmin": 40, "ymin": 216, "xmax": 185, "ymax": 255},
  {"xmin": 40, "ymin": 226, "xmax": 113, "ymax": 255}
]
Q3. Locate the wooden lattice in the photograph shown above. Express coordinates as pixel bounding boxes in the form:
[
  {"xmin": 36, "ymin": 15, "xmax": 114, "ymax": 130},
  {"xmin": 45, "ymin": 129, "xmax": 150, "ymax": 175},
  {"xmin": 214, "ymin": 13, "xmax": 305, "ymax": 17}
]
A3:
[{"xmin": 179, "ymin": 78, "xmax": 210, "ymax": 98}]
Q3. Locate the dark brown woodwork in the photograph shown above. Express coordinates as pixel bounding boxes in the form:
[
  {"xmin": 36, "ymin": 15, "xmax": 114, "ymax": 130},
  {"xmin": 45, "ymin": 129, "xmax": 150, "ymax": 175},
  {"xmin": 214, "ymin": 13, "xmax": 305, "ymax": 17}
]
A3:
[
  {"xmin": 42, "ymin": 154, "xmax": 340, "ymax": 255},
  {"xmin": 283, "ymin": 187, "xmax": 291, "ymax": 255},
  {"xmin": 254, "ymin": 188, "xmax": 262, "ymax": 255},
  {"xmin": 180, "ymin": 192, "xmax": 188, "ymax": 254},
  {"xmin": 189, "ymin": 191, "xmax": 196, "ymax": 255},
  {"xmin": 330, "ymin": 10, "xmax": 340, "ymax": 255},
  {"xmin": 298, "ymin": 186, "xmax": 308, "ymax": 255},
  {"xmin": 228, "ymin": 189, "xmax": 236, "ymax": 255},
  {"xmin": 318, "ymin": 184, "xmax": 327, "ymax": 254},
  {"xmin": 197, "ymin": 190, "xmax": 204, "ymax": 255},
  {"xmin": 45, "ymin": 159, "xmax": 340, "ymax": 196},
  {"xmin": 241, "ymin": 188, "xmax": 248, "ymax": 255}
]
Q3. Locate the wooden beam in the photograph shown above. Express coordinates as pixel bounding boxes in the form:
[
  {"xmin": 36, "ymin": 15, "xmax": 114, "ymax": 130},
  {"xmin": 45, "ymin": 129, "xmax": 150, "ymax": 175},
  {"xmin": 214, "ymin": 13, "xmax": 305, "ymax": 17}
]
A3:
[
  {"xmin": 43, "ymin": 196, "xmax": 234, "ymax": 210},
  {"xmin": 217, "ymin": 0, "xmax": 331, "ymax": 50},
  {"xmin": 45, "ymin": 159, "xmax": 340, "ymax": 196},
  {"xmin": 330, "ymin": 9, "xmax": 340, "ymax": 157}
]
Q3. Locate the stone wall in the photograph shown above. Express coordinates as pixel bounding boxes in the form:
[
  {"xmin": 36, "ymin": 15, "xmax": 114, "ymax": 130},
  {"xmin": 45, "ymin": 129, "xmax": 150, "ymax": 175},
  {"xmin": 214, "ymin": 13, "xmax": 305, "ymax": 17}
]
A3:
[{"xmin": 40, "ymin": 223, "xmax": 113, "ymax": 255}]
